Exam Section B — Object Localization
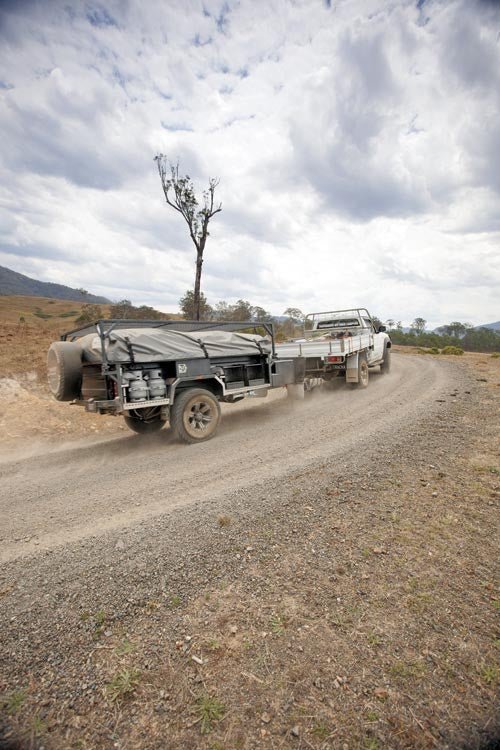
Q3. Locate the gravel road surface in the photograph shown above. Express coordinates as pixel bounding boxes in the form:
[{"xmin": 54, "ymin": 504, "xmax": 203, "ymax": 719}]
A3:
[{"xmin": 1, "ymin": 354, "xmax": 447, "ymax": 563}]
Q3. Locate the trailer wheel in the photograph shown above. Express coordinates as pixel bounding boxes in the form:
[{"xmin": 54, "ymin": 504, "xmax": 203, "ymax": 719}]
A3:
[
  {"xmin": 47, "ymin": 341, "xmax": 83, "ymax": 401},
  {"xmin": 124, "ymin": 408, "xmax": 166, "ymax": 434},
  {"xmin": 350, "ymin": 353, "xmax": 369, "ymax": 388},
  {"xmin": 171, "ymin": 388, "xmax": 221, "ymax": 444},
  {"xmin": 380, "ymin": 345, "xmax": 391, "ymax": 374}
]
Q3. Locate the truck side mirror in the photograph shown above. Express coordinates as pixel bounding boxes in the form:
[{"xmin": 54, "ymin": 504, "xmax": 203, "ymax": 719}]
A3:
[{"xmin": 378, "ymin": 325, "xmax": 386, "ymax": 332}]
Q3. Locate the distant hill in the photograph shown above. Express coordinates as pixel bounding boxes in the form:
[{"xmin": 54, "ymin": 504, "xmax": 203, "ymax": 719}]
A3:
[
  {"xmin": 432, "ymin": 321, "xmax": 500, "ymax": 334},
  {"xmin": 478, "ymin": 321, "xmax": 500, "ymax": 331},
  {"xmin": 0, "ymin": 264, "xmax": 110, "ymax": 304}
]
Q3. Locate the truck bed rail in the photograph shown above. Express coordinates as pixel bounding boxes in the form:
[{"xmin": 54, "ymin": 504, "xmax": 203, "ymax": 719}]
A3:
[{"xmin": 276, "ymin": 332, "xmax": 373, "ymax": 358}]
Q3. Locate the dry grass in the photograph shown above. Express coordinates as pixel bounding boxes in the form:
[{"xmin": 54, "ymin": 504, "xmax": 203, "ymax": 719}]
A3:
[{"xmin": 0, "ymin": 295, "xmax": 112, "ymax": 379}]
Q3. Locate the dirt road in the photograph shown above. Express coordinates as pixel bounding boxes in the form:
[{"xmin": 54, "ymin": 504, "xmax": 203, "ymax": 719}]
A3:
[
  {"xmin": 1, "ymin": 352, "xmax": 498, "ymax": 750},
  {"xmin": 2, "ymin": 354, "xmax": 448, "ymax": 563}
]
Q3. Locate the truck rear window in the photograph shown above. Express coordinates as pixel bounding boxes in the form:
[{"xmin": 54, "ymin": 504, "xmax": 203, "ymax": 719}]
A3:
[{"xmin": 316, "ymin": 318, "xmax": 360, "ymax": 329}]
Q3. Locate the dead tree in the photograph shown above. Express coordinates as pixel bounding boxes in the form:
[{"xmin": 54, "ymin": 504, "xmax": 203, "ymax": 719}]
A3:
[{"xmin": 155, "ymin": 155, "xmax": 222, "ymax": 320}]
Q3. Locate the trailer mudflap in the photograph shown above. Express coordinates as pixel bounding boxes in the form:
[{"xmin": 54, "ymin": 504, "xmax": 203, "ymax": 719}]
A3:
[
  {"xmin": 271, "ymin": 357, "xmax": 305, "ymax": 387},
  {"xmin": 346, "ymin": 352, "xmax": 359, "ymax": 383}
]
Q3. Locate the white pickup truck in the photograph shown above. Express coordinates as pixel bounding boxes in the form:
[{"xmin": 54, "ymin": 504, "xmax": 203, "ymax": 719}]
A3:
[{"xmin": 276, "ymin": 308, "xmax": 391, "ymax": 390}]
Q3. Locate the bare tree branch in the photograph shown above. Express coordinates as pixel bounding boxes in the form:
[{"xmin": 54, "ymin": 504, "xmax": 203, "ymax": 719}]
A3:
[{"xmin": 155, "ymin": 154, "xmax": 222, "ymax": 320}]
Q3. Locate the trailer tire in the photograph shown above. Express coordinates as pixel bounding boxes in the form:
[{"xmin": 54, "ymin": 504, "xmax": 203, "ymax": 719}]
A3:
[
  {"xmin": 380, "ymin": 345, "xmax": 391, "ymax": 374},
  {"xmin": 124, "ymin": 409, "xmax": 167, "ymax": 434},
  {"xmin": 171, "ymin": 388, "xmax": 221, "ymax": 444},
  {"xmin": 47, "ymin": 341, "xmax": 83, "ymax": 401},
  {"xmin": 350, "ymin": 353, "xmax": 369, "ymax": 388}
]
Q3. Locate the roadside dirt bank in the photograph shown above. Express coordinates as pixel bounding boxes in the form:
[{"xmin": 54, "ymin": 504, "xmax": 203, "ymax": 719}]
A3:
[{"xmin": 0, "ymin": 353, "xmax": 499, "ymax": 749}]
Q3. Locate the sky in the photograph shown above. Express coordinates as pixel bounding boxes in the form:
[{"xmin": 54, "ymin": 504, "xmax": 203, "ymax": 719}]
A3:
[{"xmin": 0, "ymin": 0, "xmax": 499, "ymax": 328}]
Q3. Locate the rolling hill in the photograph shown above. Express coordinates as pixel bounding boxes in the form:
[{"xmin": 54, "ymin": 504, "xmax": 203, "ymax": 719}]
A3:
[
  {"xmin": 0, "ymin": 264, "xmax": 110, "ymax": 303},
  {"xmin": 478, "ymin": 321, "xmax": 500, "ymax": 331}
]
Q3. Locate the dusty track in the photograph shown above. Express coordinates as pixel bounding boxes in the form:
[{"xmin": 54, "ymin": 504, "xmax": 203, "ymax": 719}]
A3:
[
  {"xmin": 1, "ymin": 352, "xmax": 499, "ymax": 750},
  {"xmin": 0, "ymin": 355, "xmax": 449, "ymax": 563}
]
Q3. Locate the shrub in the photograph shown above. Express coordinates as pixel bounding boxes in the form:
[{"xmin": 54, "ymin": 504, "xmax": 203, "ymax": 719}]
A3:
[
  {"xmin": 75, "ymin": 304, "xmax": 103, "ymax": 325},
  {"xmin": 441, "ymin": 346, "xmax": 464, "ymax": 356}
]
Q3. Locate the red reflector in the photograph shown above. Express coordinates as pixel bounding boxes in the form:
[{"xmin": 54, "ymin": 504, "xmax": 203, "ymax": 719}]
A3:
[{"xmin": 327, "ymin": 356, "xmax": 342, "ymax": 363}]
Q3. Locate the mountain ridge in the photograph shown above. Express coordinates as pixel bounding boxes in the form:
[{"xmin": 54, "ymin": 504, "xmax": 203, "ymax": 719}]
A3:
[{"xmin": 0, "ymin": 264, "xmax": 110, "ymax": 304}]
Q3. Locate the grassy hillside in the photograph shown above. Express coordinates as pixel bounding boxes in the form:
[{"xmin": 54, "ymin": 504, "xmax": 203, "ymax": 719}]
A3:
[
  {"xmin": 0, "ymin": 295, "xmax": 112, "ymax": 329},
  {"xmin": 0, "ymin": 295, "xmax": 180, "ymax": 379},
  {"xmin": 0, "ymin": 296, "xmax": 110, "ymax": 378}
]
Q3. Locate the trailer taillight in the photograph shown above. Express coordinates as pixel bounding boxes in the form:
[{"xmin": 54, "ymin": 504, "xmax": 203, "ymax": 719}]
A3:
[{"xmin": 326, "ymin": 355, "xmax": 342, "ymax": 363}]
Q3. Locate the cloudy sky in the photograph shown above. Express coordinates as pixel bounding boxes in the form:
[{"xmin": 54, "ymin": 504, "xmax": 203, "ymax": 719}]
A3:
[{"xmin": 0, "ymin": 0, "xmax": 499, "ymax": 327}]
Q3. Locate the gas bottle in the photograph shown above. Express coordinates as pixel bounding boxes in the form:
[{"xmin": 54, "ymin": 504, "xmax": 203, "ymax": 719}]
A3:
[
  {"xmin": 147, "ymin": 369, "xmax": 166, "ymax": 399},
  {"xmin": 123, "ymin": 371, "xmax": 149, "ymax": 402}
]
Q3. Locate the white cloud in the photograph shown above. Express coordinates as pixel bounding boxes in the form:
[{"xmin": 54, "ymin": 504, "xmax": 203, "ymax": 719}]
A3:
[{"xmin": 0, "ymin": 0, "xmax": 499, "ymax": 328}]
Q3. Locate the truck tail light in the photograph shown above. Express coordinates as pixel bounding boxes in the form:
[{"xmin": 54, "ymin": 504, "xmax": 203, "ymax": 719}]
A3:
[{"xmin": 326, "ymin": 355, "xmax": 342, "ymax": 363}]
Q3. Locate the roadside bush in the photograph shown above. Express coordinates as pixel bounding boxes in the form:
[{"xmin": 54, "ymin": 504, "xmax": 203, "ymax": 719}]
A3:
[
  {"xmin": 75, "ymin": 304, "xmax": 103, "ymax": 325},
  {"xmin": 390, "ymin": 327, "xmax": 500, "ymax": 353},
  {"xmin": 491, "ymin": 352, "xmax": 500, "ymax": 359},
  {"xmin": 441, "ymin": 346, "xmax": 464, "ymax": 356},
  {"xmin": 416, "ymin": 347, "xmax": 439, "ymax": 355}
]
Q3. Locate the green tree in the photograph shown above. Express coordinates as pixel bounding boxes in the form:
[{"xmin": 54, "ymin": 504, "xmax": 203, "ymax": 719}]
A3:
[
  {"xmin": 135, "ymin": 305, "xmax": 168, "ymax": 320},
  {"xmin": 282, "ymin": 308, "xmax": 305, "ymax": 338},
  {"xmin": 212, "ymin": 301, "xmax": 231, "ymax": 321},
  {"xmin": 283, "ymin": 307, "xmax": 305, "ymax": 324},
  {"xmin": 75, "ymin": 303, "xmax": 103, "ymax": 324},
  {"xmin": 462, "ymin": 327, "xmax": 500, "ymax": 352},
  {"xmin": 437, "ymin": 321, "xmax": 473, "ymax": 338},
  {"xmin": 179, "ymin": 290, "xmax": 213, "ymax": 320},
  {"xmin": 155, "ymin": 155, "xmax": 222, "ymax": 321},
  {"xmin": 109, "ymin": 299, "xmax": 134, "ymax": 318},
  {"xmin": 229, "ymin": 299, "xmax": 253, "ymax": 321},
  {"xmin": 411, "ymin": 317, "xmax": 426, "ymax": 334},
  {"xmin": 251, "ymin": 306, "xmax": 271, "ymax": 322}
]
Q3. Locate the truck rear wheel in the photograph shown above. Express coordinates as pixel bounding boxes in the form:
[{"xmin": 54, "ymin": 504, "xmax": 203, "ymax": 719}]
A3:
[
  {"xmin": 380, "ymin": 345, "xmax": 391, "ymax": 374},
  {"xmin": 350, "ymin": 353, "xmax": 369, "ymax": 388},
  {"xmin": 171, "ymin": 388, "xmax": 221, "ymax": 444},
  {"xmin": 124, "ymin": 408, "xmax": 166, "ymax": 434},
  {"xmin": 47, "ymin": 341, "xmax": 83, "ymax": 401}
]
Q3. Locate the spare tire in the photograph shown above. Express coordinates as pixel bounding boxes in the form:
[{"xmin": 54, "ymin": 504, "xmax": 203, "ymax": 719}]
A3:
[{"xmin": 47, "ymin": 341, "xmax": 83, "ymax": 401}]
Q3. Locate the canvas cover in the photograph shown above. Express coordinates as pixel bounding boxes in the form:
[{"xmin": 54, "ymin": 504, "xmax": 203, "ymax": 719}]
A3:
[{"xmin": 78, "ymin": 327, "xmax": 271, "ymax": 364}]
